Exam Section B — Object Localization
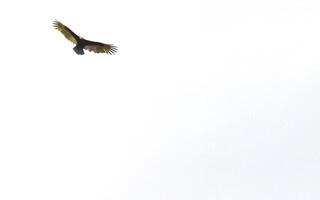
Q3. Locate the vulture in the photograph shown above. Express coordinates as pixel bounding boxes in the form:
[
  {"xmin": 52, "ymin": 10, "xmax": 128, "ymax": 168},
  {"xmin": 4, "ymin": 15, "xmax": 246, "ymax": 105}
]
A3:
[{"xmin": 53, "ymin": 20, "xmax": 117, "ymax": 55}]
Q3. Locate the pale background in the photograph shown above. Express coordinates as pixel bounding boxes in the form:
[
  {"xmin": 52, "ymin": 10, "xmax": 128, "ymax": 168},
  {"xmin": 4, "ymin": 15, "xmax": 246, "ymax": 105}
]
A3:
[{"xmin": 0, "ymin": 0, "xmax": 320, "ymax": 200}]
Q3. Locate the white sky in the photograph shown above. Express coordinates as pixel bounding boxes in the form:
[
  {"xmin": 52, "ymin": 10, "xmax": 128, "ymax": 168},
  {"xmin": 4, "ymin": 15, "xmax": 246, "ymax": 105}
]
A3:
[{"xmin": 1, "ymin": 0, "xmax": 320, "ymax": 199}]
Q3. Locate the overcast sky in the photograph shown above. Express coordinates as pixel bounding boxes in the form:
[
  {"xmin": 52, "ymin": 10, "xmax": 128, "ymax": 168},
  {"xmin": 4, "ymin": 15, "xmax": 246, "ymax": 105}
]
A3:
[{"xmin": 1, "ymin": 0, "xmax": 320, "ymax": 200}]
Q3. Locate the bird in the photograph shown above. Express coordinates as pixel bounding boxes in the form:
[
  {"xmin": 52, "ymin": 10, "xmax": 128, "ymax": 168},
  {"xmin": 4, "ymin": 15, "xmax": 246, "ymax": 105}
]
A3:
[{"xmin": 53, "ymin": 20, "xmax": 117, "ymax": 55}]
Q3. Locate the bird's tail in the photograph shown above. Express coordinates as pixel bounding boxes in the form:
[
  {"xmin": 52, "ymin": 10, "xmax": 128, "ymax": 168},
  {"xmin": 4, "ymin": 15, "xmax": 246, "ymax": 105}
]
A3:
[{"xmin": 73, "ymin": 46, "xmax": 84, "ymax": 55}]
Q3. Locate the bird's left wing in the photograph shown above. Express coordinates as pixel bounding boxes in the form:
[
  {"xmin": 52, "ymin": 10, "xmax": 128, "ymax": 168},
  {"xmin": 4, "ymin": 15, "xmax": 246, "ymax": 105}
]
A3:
[
  {"xmin": 53, "ymin": 20, "xmax": 80, "ymax": 44},
  {"xmin": 83, "ymin": 40, "xmax": 117, "ymax": 55}
]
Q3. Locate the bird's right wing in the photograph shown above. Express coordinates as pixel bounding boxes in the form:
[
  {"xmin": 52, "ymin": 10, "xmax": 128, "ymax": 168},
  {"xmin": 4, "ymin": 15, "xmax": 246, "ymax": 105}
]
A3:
[
  {"xmin": 53, "ymin": 20, "xmax": 80, "ymax": 44},
  {"xmin": 83, "ymin": 40, "xmax": 117, "ymax": 55}
]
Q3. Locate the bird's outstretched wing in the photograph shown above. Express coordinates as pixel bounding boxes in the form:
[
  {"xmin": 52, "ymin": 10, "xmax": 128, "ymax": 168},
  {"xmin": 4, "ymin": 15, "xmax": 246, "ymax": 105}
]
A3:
[
  {"xmin": 53, "ymin": 20, "xmax": 80, "ymax": 44},
  {"xmin": 83, "ymin": 40, "xmax": 117, "ymax": 54}
]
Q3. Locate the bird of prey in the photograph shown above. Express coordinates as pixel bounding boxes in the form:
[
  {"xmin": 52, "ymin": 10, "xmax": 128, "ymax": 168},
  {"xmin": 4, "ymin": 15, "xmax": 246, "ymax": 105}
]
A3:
[{"xmin": 53, "ymin": 20, "xmax": 117, "ymax": 55}]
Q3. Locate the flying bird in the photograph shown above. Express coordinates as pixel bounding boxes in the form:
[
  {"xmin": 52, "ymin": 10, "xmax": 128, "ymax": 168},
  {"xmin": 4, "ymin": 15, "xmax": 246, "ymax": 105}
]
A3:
[{"xmin": 53, "ymin": 20, "xmax": 117, "ymax": 55}]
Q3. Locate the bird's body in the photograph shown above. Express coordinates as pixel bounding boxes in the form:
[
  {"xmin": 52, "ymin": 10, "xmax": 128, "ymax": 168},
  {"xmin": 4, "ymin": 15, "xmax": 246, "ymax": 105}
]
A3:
[
  {"xmin": 53, "ymin": 20, "xmax": 117, "ymax": 55},
  {"xmin": 73, "ymin": 40, "xmax": 87, "ymax": 55}
]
